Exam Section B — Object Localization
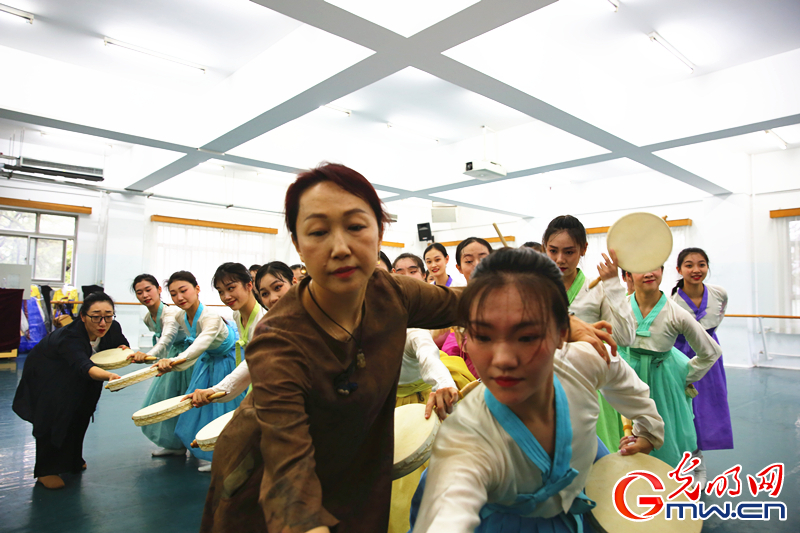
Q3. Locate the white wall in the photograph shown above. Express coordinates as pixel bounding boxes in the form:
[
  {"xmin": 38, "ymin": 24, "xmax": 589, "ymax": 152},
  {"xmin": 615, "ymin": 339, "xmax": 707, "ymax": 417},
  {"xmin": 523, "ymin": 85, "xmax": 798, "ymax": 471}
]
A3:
[{"xmin": 3, "ymin": 145, "xmax": 799, "ymax": 367}]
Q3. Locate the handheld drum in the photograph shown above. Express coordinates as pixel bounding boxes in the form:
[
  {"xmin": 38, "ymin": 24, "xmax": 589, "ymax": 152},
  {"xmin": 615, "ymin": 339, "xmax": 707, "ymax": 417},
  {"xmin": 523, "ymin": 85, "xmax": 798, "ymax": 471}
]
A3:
[
  {"xmin": 392, "ymin": 403, "xmax": 441, "ymax": 480},
  {"xmin": 91, "ymin": 347, "xmax": 153, "ymax": 370},
  {"xmin": 105, "ymin": 358, "xmax": 187, "ymax": 392},
  {"xmin": 585, "ymin": 416, "xmax": 703, "ymax": 533},
  {"xmin": 132, "ymin": 396, "xmax": 193, "ymax": 427},
  {"xmin": 192, "ymin": 410, "xmax": 236, "ymax": 451},
  {"xmin": 132, "ymin": 391, "xmax": 227, "ymax": 427},
  {"xmin": 606, "ymin": 213, "xmax": 673, "ymax": 274}
]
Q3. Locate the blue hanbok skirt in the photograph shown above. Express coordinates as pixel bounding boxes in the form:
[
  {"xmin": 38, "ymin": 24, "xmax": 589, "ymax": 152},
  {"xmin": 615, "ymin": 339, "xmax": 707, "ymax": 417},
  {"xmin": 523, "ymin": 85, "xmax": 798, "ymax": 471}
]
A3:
[
  {"xmin": 174, "ymin": 323, "xmax": 245, "ymax": 461},
  {"xmin": 141, "ymin": 341, "xmax": 195, "ymax": 450}
]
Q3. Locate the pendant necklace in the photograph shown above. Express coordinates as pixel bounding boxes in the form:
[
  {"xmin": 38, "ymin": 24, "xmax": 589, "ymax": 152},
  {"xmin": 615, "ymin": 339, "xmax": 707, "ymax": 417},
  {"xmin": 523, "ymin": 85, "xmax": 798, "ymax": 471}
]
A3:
[{"xmin": 308, "ymin": 286, "xmax": 366, "ymax": 396}]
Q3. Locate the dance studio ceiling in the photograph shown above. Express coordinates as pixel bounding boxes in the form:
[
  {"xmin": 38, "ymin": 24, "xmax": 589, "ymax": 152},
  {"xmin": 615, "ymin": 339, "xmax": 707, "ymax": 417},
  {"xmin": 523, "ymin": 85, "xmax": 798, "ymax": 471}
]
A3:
[{"xmin": 1, "ymin": 0, "xmax": 800, "ymax": 217}]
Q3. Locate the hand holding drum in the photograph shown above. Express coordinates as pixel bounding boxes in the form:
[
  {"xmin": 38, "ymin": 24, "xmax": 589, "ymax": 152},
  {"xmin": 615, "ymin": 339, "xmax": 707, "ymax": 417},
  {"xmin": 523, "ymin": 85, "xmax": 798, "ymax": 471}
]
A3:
[
  {"xmin": 132, "ymin": 391, "xmax": 227, "ymax": 427},
  {"xmin": 126, "ymin": 351, "xmax": 157, "ymax": 364},
  {"xmin": 585, "ymin": 415, "xmax": 702, "ymax": 533},
  {"xmin": 183, "ymin": 389, "xmax": 227, "ymax": 408},
  {"xmin": 105, "ymin": 358, "xmax": 187, "ymax": 392},
  {"xmin": 618, "ymin": 415, "xmax": 654, "ymax": 456}
]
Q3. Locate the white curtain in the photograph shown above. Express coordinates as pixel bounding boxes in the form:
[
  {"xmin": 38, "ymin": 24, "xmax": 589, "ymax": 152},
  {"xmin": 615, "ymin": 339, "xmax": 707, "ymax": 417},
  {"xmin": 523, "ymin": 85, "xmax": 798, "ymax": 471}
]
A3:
[
  {"xmin": 774, "ymin": 216, "xmax": 800, "ymax": 333},
  {"xmin": 582, "ymin": 226, "xmax": 688, "ymax": 293},
  {"xmin": 151, "ymin": 222, "xmax": 278, "ymax": 306}
]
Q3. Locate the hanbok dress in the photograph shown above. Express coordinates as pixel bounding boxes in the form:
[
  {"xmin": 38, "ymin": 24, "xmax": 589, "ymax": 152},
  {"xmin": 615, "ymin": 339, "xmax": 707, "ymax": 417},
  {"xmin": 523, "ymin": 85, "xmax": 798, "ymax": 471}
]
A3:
[
  {"xmin": 567, "ymin": 268, "xmax": 638, "ymax": 452},
  {"xmin": 171, "ymin": 303, "xmax": 245, "ymax": 460},
  {"xmin": 413, "ymin": 342, "xmax": 664, "ymax": 533},
  {"xmin": 209, "ymin": 304, "xmax": 267, "ymax": 401},
  {"xmin": 672, "ymin": 284, "xmax": 732, "ymax": 450},
  {"xmin": 140, "ymin": 303, "xmax": 194, "ymax": 449},
  {"xmin": 619, "ymin": 293, "xmax": 722, "ymax": 467}
]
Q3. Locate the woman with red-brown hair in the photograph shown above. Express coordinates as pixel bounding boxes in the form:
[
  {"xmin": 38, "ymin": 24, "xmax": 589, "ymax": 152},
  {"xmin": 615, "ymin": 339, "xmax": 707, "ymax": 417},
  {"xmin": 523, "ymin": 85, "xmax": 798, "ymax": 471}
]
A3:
[{"xmin": 200, "ymin": 163, "xmax": 614, "ymax": 533}]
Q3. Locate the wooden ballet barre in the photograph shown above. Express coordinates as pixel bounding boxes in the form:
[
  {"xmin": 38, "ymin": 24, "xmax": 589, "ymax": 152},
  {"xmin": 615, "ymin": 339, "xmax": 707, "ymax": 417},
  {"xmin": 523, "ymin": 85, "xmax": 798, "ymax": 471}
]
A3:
[
  {"xmin": 50, "ymin": 300, "xmax": 228, "ymax": 307},
  {"xmin": 724, "ymin": 314, "xmax": 800, "ymax": 320}
]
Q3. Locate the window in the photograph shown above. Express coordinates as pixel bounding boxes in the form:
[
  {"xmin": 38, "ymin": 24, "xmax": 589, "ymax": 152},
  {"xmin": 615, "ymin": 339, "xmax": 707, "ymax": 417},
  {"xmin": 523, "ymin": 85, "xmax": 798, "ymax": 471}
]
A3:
[
  {"xmin": 0, "ymin": 209, "xmax": 76, "ymax": 283},
  {"xmin": 152, "ymin": 221, "xmax": 277, "ymax": 305}
]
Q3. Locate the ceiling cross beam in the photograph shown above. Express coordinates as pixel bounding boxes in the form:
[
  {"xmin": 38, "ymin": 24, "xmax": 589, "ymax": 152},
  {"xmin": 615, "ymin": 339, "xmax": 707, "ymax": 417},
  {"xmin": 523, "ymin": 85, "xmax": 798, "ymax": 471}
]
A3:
[
  {"xmin": 257, "ymin": 0, "xmax": 730, "ymax": 196},
  {"xmin": 124, "ymin": 0, "xmax": 557, "ymax": 192}
]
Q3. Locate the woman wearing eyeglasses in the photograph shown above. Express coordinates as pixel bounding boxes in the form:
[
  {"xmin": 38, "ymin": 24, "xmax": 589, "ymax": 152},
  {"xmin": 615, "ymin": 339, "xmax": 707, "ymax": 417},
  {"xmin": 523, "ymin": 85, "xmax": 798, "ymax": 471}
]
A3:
[{"xmin": 13, "ymin": 291, "xmax": 130, "ymax": 490}]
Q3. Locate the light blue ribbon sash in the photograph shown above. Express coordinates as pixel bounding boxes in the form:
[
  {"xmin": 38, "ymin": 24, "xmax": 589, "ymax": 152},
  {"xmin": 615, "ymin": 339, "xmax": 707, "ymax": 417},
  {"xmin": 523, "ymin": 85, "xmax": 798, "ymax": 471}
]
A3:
[
  {"xmin": 630, "ymin": 292, "xmax": 667, "ymax": 338},
  {"xmin": 480, "ymin": 375, "xmax": 595, "ymax": 531}
]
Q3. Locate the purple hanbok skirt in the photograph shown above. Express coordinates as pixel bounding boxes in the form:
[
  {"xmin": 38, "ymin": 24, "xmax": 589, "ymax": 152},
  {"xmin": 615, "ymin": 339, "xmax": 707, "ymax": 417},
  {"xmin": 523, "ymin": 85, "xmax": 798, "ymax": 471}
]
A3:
[{"xmin": 674, "ymin": 328, "xmax": 733, "ymax": 450}]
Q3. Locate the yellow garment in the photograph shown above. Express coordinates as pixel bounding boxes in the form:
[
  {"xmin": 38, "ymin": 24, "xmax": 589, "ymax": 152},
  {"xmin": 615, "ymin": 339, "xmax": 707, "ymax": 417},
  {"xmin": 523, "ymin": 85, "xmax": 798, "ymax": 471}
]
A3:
[
  {"xmin": 388, "ymin": 354, "xmax": 477, "ymax": 533},
  {"xmin": 388, "ymin": 461, "xmax": 427, "ymax": 533},
  {"xmin": 390, "ymin": 389, "xmax": 430, "ymax": 533},
  {"xmin": 440, "ymin": 352, "xmax": 476, "ymax": 390},
  {"xmin": 396, "ymin": 378, "xmax": 431, "ymax": 399},
  {"xmin": 52, "ymin": 288, "xmax": 79, "ymax": 314}
]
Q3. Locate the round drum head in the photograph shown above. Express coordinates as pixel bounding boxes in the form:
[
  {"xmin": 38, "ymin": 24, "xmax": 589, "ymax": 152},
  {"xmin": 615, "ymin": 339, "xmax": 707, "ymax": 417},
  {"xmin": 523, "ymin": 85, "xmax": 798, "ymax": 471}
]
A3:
[
  {"xmin": 392, "ymin": 403, "xmax": 440, "ymax": 480},
  {"xmin": 132, "ymin": 395, "xmax": 192, "ymax": 427},
  {"xmin": 606, "ymin": 213, "xmax": 673, "ymax": 274},
  {"xmin": 91, "ymin": 347, "xmax": 135, "ymax": 370},
  {"xmin": 196, "ymin": 411, "xmax": 236, "ymax": 451},
  {"xmin": 586, "ymin": 452, "xmax": 703, "ymax": 533},
  {"xmin": 105, "ymin": 365, "xmax": 157, "ymax": 391}
]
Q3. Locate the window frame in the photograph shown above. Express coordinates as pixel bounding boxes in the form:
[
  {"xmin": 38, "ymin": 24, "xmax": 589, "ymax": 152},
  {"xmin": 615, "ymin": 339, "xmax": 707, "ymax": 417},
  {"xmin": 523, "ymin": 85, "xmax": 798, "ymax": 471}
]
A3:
[{"xmin": 0, "ymin": 207, "xmax": 78, "ymax": 284}]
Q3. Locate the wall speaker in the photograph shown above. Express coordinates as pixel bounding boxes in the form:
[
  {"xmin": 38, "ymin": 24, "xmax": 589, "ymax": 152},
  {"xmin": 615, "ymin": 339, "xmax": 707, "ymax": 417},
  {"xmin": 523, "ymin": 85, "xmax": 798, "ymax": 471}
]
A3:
[{"xmin": 417, "ymin": 223, "xmax": 432, "ymax": 242}]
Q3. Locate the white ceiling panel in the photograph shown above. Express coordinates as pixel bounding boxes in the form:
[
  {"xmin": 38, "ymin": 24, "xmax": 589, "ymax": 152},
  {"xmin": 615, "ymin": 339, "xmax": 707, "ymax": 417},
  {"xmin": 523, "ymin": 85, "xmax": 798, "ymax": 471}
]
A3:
[
  {"xmin": 443, "ymin": 0, "xmax": 800, "ymax": 145},
  {"xmin": 0, "ymin": 23, "xmax": 373, "ymax": 148},
  {"xmin": 0, "ymin": 0, "xmax": 301, "ymax": 86},
  {"xmin": 323, "ymin": 0, "xmax": 481, "ymax": 38},
  {"xmin": 434, "ymin": 158, "xmax": 706, "ymax": 217}
]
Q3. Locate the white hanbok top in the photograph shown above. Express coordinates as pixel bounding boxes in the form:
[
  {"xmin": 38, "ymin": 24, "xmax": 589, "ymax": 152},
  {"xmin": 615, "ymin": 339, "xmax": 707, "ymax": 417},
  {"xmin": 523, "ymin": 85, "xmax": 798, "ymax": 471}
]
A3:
[
  {"xmin": 670, "ymin": 284, "xmax": 727, "ymax": 330},
  {"xmin": 211, "ymin": 305, "xmax": 267, "ymax": 401},
  {"xmin": 168, "ymin": 307, "xmax": 231, "ymax": 371},
  {"xmin": 570, "ymin": 276, "xmax": 637, "ymax": 347},
  {"xmin": 398, "ymin": 328, "xmax": 457, "ymax": 391},
  {"xmin": 626, "ymin": 294, "xmax": 722, "ymax": 384},
  {"xmin": 414, "ymin": 342, "xmax": 665, "ymax": 532},
  {"xmin": 144, "ymin": 304, "xmax": 186, "ymax": 359}
]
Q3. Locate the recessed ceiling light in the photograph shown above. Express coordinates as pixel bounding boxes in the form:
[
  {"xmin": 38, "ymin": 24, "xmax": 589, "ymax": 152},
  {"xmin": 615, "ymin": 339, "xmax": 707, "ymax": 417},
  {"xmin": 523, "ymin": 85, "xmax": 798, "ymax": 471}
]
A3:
[
  {"xmin": 103, "ymin": 37, "xmax": 206, "ymax": 74},
  {"xmin": 765, "ymin": 130, "xmax": 788, "ymax": 150},
  {"xmin": 648, "ymin": 31, "xmax": 694, "ymax": 74},
  {"xmin": 0, "ymin": 3, "xmax": 34, "ymax": 24}
]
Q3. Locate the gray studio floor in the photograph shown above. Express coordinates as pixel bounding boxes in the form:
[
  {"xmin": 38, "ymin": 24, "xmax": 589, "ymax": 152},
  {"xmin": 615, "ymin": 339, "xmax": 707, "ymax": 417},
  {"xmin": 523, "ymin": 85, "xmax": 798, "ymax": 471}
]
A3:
[{"xmin": 0, "ymin": 357, "xmax": 797, "ymax": 533}]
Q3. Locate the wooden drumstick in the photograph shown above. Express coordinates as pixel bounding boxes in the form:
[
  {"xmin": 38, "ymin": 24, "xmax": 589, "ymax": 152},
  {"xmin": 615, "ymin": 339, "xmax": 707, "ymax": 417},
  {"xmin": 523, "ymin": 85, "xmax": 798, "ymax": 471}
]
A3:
[
  {"xmin": 208, "ymin": 391, "xmax": 227, "ymax": 401},
  {"xmin": 588, "ymin": 276, "xmax": 601, "ymax": 290},
  {"xmin": 492, "ymin": 223, "xmax": 510, "ymax": 248},
  {"xmin": 144, "ymin": 356, "xmax": 157, "ymax": 362},
  {"xmin": 621, "ymin": 415, "xmax": 633, "ymax": 437},
  {"xmin": 458, "ymin": 380, "xmax": 481, "ymax": 400},
  {"xmin": 191, "ymin": 439, "xmax": 199, "ymax": 448},
  {"xmin": 170, "ymin": 358, "xmax": 187, "ymax": 367}
]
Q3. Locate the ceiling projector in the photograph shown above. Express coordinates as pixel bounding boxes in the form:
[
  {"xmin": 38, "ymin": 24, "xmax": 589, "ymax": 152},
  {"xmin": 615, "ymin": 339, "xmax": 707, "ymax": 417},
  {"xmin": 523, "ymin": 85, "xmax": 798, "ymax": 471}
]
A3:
[{"xmin": 464, "ymin": 160, "xmax": 506, "ymax": 180}]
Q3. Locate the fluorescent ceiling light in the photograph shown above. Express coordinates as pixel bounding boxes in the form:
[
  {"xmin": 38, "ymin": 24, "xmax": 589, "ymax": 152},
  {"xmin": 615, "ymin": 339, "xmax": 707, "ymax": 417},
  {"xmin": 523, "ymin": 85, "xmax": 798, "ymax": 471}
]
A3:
[
  {"xmin": 605, "ymin": 0, "xmax": 619, "ymax": 12},
  {"xmin": 386, "ymin": 123, "xmax": 438, "ymax": 143},
  {"xmin": 319, "ymin": 104, "xmax": 351, "ymax": 117},
  {"xmin": 648, "ymin": 31, "xmax": 694, "ymax": 74},
  {"xmin": 765, "ymin": 130, "xmax": 788, "ymax": 150},
  {"xmin": 0, "ymin": 3, "xmax": 34, "ymax": 23},
  {"xmin": 103, "ymin": 37, "xmax": 206, "ymax": 74}
]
